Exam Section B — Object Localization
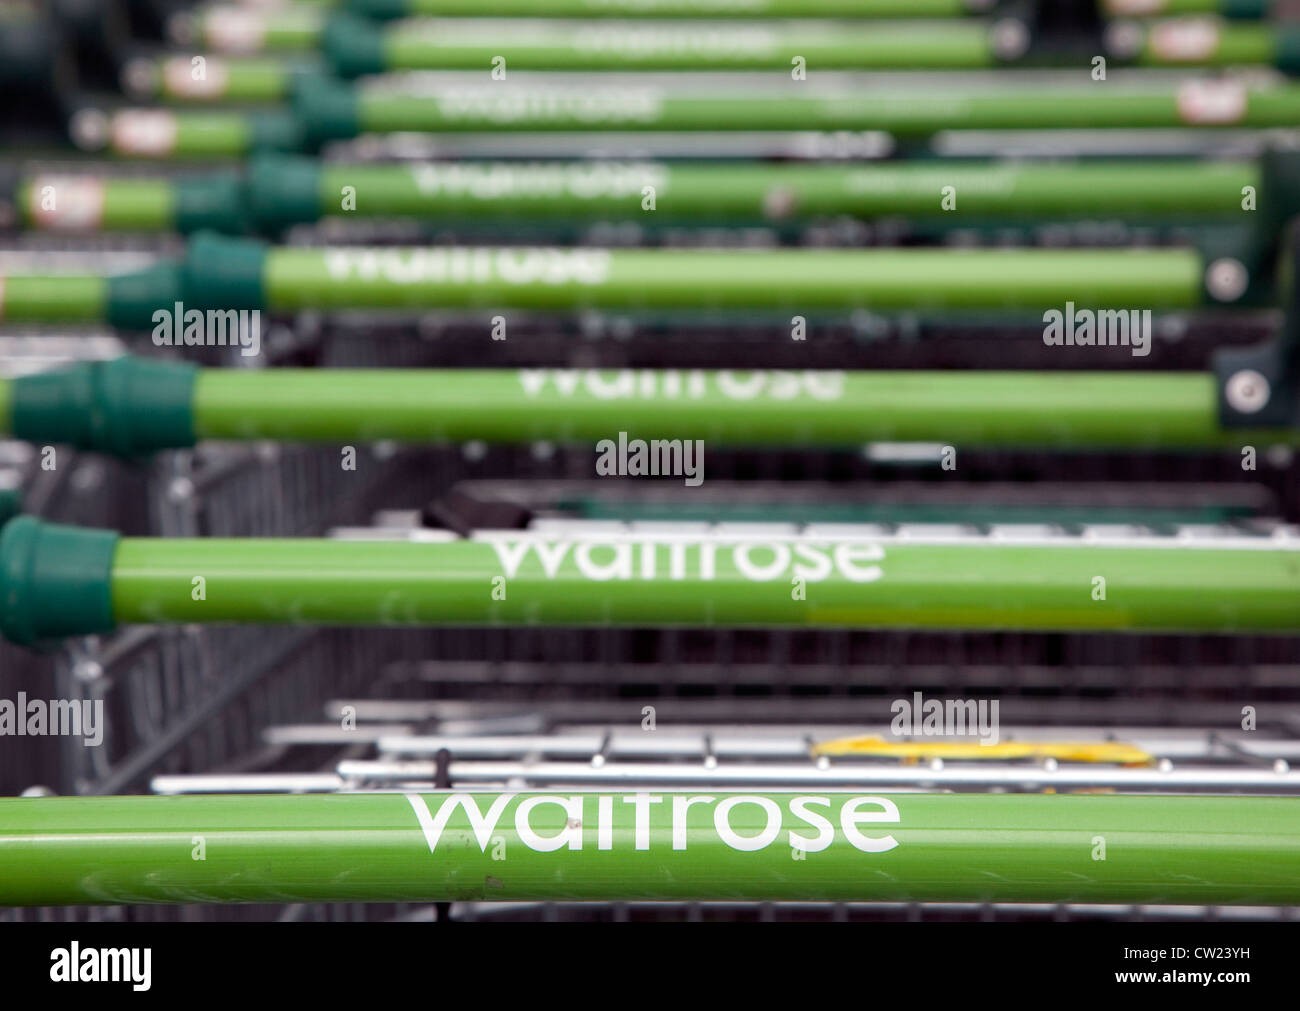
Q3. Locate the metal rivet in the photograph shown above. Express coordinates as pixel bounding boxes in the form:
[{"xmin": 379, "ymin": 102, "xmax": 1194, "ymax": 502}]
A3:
[
  {"xmin": 1225, "ymin": 369, "xmax": 1270, "ymax": 414},
  {"xmin": 1266, "ymin": 445, "xmax": 1293, "ymax": 468},
  {"xmin": 1104, "ymin": 21, "xmax": 1144, "ymax": 60},
  {"xmin": 167, "ymin": 12, "xmax": 195, "ymax": 45},
  {"xmin": 121, "ymin": 58, "xmax": 159, "ymax": 98},
  {"xmin": 72, "ymin": 659, "xmax": 103, "ymax": 683},
  {"xmin": 762, "ymin": 186, "xmax": 797, "ymax": 221},
  {"xmin": 1205, "ymin": 258, "xmax": 1249, "ymax": 302},
  {"xmin": 69, "ymin": 109, "xmax": 109, "ymax": 151},
  {"xmin": 989, "ymin": 18, "xmax": 1030, "ymax": 60},
  {"xmin": 167, "ymin": 476, "xmax": 196, "ymax": 502}
]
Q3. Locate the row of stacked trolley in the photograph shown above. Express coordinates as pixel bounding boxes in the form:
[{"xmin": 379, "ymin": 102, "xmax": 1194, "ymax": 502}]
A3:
[{"xmin": 1, "ymin": 0, "xmax": 1299, "ymax": 921}]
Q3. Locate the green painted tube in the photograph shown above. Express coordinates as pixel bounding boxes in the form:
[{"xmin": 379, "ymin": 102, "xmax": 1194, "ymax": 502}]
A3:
[
  {"xmin": 100, "ymin": 108, "xmax": 303, "ymax": 159},
  {"xmin": 310, "ymin": 158, "xmax": 1263, "ymax": 224},
  {"xmin": 147, "ymin": 55, "xmax": 300, "ymax": 103},
  {"xmin": 191, "ymin": 6, "xmax": 325, "ymax": 53},
  {"xmin": 1130, "ymin": 19, "xmax": 1300, "ymax": 73},
  {"xmin": 0, "ymin": 275, "xmax": 107, "ymax": 323},
  {"xmin": 1138, "ymin": 21, "xmax": 1271, "ymax": 67},
  {"xmin": 127, "ymin": 22, "xmax": 1300, "ymax": 92},
  {"xmin": 2, "ymin": 792, "xmax": 1297, "ymax": 906},
  {"xmin": 155, "ymin": 112, "xmax": 250, "ymax": 155},
  {"xmin": 16, "ymin": 177, "xmax": 176, "ymax": 231},
  {"xmin": 4, "ymin": 358, "xmax": 1292, "ymax": 456},
  {"xmin": 348, "ymin": 0, "xmax": 977, "ymax": 19},
  {"xmin": 13, "ymin": 173, "xmax": 253, "ymax": 234},
  {"xmin": 12, "ymin": 159, "xmax": 1267, "ymax": 234},
  {"xmin": 120, "ymin": 77, "xmax": 1300, "ymax": 155},
  {"xmin": 100, "ymin": 534, "xmax": 1300, "ymax": 634},
  {"xmin": 2, "ymin": 515, "xmax": 1299, "ymax": 640},
  {"xmin": 331, "ymin": 18, "xmax": 997, "ymax": 76},
  {"xmin": 332, "ymin": 16, "xmax": 1300, "ymax": 77},
  {"xmin": 271, "ymin": 0, "xmax": 1276, "ymax": 18},
  {"xmin": 328, "ymin": 78, "xmax": 1300, "ymax": 140},
  {"xmin": 188, "ymin": 369, "xmax": 1281, "ymax": 450},
  {"xmin": 261, "ymin": 246, "xmax": 1208, "ymax": 313},
  {"xmin": 323, "ymin": 159, "xmax": 1259, "ymax": 217},
  {"xmin": 0, "ymin": 241, "xmax": 1215, "ymax": 328}
]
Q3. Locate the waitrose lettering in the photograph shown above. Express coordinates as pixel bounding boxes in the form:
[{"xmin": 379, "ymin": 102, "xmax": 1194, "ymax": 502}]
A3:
[
  {"xmin": 520, "ymin": 368, "xmax": 845, "ymax": 401},
  {"xmin": 486, "ymin": 537, "xmax": 885, "ymax": 583},
  {"xmin": 323, "ymin": 247, "xmax": 612, "ymax": 285},
  {"xmin": 408, "ymin": 793, "xmax": 902, "ymax": 855},
  {"xmin": 410, "ymin": 162, "xmax": 667, "ymax": 200}
]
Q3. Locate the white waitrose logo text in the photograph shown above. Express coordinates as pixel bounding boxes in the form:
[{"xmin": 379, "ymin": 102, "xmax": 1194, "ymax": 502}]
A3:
[
  {"xmin": 322, "ymin": 247, "xmax": 612, "ymax": 286},
  {"xmin": 428, "ymin": 86, "xmax": 664, "ymax": 124},
  {"xmin": 573, "ymin": 25, "xmax": 778, "ymax": 57},
  {"xmin": 410, "ymin": 162, "xmax": 666, "ymax": 201},
  {"xmin": 519, "ymin": 368, "xmax": 845, "ymax": 401},
  {"xmin": 407, "ymin": 793, "xmax": 900, "ymax": 854},
  {"xmin": 487, "ymin": 537, "xmax": 884, "ymax": 583}
]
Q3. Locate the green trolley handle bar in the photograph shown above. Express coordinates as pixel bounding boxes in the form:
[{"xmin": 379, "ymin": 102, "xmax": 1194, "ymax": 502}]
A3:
[
  {"xmin": 15, "ymin": 154, "xmax": 1300, "ymax": 236},
  {"xmin": 1, "ymin": 792, "xmax": 1298, "ymax": 906},
  {"xmin": 347, "ymin": 1, "xmax": 1276, "ymax": 22},
  {"xmin": 134, "ymin": 54, "xmax": 311, "ymax": 105},
  {"xmin": 349, "ymin": 1, "xmax": 1274, "ymax": 21},
  {"xmin": 89, "ymin": 106, "xmax": 306, "ymax": 161},
  {"xmin": 1129, "ymin": 18, "xmax": 1300, "ymax": 74},
  {"xmin": 324, "ymin": 17, "xmax": 1003, "ymax": 77},
  {"xmin": 318, "ymin": 15, "xmax": 1300, "ymax": 78},
  {"xmin": 181, "ymin": 0, "xmax": 1278, "ymax": 42},
  {"xmin": 162, "ymin": 21, "xmax": 1010, "ymax": 88},
  {"xmin": 0, "ymin": 235, "xmax": 1224, "ymax": 329},
  {"xmin": 291, "ymin": 76, "xmax": 1300, "ymax": 149},
  {"xmin": 1, "ymin": 515, "xmax": 1299, "ymax": 645},
  {"xmin": 89, "ymin": 77, "xmax": 1300, "ymax": 158},
  {"xmin": 204, "ymin": 0, "xmax": 994, "ymax": 48},
  {"xmin": 372, "ymin": 0, "xmax": 987, "ymax": 17},
  {"xmin": 0, "ymin": 357, "xmax": 1294, "ymax": 457},
  {"xmin": 188, "ymin": 5, "xmax": 326, "ymax": 53}
]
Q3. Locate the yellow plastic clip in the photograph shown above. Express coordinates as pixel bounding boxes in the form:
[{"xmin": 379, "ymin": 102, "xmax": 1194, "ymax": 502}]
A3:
[{"xmin": 810, "ymin": 736, "xmax": 1153, "ymax": 765}]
